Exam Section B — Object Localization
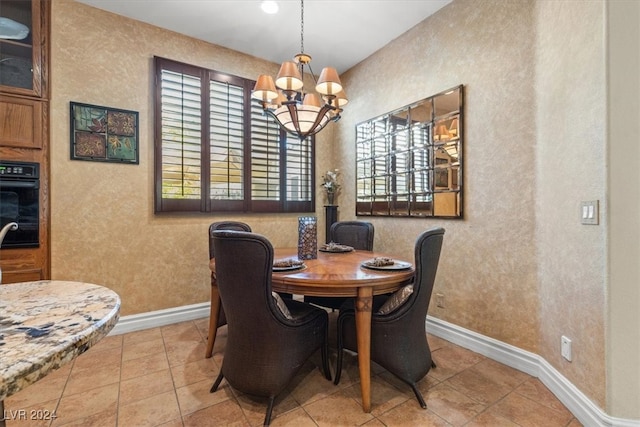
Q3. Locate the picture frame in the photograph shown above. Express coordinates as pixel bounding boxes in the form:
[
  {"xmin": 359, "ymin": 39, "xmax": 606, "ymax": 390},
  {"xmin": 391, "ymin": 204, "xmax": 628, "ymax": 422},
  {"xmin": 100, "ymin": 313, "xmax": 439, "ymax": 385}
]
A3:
[{"xmin": 70, "ymin": 101, "xmax": 139, "ymax": 164}]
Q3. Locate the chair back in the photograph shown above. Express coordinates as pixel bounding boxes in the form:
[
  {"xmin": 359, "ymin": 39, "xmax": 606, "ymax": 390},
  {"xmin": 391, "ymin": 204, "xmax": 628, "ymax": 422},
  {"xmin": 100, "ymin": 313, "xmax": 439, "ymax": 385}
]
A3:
[
  {"xmin": 208, "ymin": 221, "xmax": 251, "ymax": 259},
  {"xmin": 330, "ymin": 221, "xmax": 374, "ymax": 250},
  {"xmin": 211, "ymin": 230, "xmax": 290, "ymax": 393},
  {"xmin": 394, "ymin": 227, "xmax": 445, "ymax": 320}
]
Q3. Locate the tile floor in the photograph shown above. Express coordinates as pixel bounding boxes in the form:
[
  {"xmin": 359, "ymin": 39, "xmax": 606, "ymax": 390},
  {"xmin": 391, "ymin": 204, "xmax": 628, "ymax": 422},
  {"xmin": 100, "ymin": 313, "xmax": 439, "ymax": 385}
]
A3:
[{"xmin": 4, "ymin": 315, "xmax": 583, "ymax": 426}]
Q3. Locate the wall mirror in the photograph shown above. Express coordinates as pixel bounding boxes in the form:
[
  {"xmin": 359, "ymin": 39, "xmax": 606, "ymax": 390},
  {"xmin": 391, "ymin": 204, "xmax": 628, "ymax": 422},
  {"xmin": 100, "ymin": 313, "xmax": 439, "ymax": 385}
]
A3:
[{"xmin": 355, "ymin": 85, "xmax": 463, "ymax": 218}]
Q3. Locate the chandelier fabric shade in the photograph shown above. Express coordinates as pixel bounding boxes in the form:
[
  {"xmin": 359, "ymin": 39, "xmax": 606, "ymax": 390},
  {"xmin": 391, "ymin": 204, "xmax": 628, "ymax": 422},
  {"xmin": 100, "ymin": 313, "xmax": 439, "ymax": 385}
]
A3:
[{"xmin": 251, "ymin": 0, "xmax": 347, "ymax": 140}]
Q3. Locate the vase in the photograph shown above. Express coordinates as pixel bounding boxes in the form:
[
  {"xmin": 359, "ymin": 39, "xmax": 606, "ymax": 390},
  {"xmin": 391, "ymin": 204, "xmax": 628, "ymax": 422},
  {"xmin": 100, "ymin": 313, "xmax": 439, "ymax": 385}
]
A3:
[
  {"xmin": 327, "ymin": 192, "xmax": 335, "ymax": 206},
  {"xmin": 297, "ymin": 216, "xmax": 318, "ymax": 260}
]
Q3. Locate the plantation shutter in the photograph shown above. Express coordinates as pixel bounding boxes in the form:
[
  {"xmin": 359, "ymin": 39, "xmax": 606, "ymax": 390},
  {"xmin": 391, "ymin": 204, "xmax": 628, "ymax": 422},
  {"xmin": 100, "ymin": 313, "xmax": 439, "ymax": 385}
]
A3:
[
  {"xmin": 154, "ymin": 57, "xmax": 315, "ymax": 213},
  {"xmin": 155, "ymin": 58, "xmax": 205, "ymax": 212}
]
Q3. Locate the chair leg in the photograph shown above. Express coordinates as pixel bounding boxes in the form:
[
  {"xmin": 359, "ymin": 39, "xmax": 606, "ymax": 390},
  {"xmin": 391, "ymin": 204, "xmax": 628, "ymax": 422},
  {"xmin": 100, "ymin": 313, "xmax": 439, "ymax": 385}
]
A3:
[
  {"xmin": 205, "ymin": 310, "xmax": 217, "ymax": 358},
  {"xmin": 210, "ymin": 371, "xmax": 224, "ymax": 393},
  {"xmin": 264, "ymin": 396, "xmax": 275, "ymax": 426},
  {"xmin": 410, "ymin": 383, "xmax": 427, "ymax": 409},
  {"xmin": 431, "ymin": 359, "xmax": 437, "ymax": 369},
  {"xmin": 321, "ymin": 327, "xmax": 332, "ymax": 381},
  {"xmin": 334, "ymin": 314, "xmax": 345, "ymax": 385}
]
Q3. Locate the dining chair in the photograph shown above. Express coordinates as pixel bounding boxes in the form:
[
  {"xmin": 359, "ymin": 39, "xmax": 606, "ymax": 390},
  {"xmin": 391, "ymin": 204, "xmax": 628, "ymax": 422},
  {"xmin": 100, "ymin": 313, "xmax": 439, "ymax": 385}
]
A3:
[
  {"xmin": 334, "ymin": 227, "xmax": 445, "ymax": 409},
  {"xmin": 305, "ymin": 220, "xmax": 375, "ymax": 310},
  {"xmin": 205, "ymin": 221, "xmax": 252, "ymax": 358},
  {"xmin": 329, "ymin": 220, "xmax": 375, "ymax": 251},
  {"xmin": 209, "ymin": 230, "xmax": 331, "ymax": 426}
]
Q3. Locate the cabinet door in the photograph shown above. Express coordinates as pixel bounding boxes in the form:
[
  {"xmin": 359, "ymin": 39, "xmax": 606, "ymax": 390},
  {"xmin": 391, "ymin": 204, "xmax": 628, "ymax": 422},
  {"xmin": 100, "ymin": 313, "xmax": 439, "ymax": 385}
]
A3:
[
  {"xmin": 0, "ymin": 0, "xmax": 47, "ymax": 98},
  {"xmin": 0, "ymin": 94, "xmax": 43, "ymax": 148}
]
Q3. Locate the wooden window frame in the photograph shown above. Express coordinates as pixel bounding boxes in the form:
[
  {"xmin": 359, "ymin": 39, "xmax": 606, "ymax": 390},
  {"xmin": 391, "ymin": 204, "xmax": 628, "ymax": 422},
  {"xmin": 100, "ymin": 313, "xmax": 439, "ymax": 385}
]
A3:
[{"xmin": 154, "ymin": 57, "xmax": 315, "ymax": 214}]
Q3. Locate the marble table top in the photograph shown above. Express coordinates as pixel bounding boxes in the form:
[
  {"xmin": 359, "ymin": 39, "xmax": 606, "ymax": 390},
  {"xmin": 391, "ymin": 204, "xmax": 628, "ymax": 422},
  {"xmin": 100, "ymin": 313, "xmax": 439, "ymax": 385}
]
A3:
[{"xmin": 0, "ymin": 280, "xmax": 121, "ymax": 401}]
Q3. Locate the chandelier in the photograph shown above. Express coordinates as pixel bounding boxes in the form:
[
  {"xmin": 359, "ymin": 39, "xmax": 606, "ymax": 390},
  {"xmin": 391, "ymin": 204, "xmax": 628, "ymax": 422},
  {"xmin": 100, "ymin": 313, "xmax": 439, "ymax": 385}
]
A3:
[{"xmin": 251, "ymin": 0, "xmax": 348, "ymax": 140}]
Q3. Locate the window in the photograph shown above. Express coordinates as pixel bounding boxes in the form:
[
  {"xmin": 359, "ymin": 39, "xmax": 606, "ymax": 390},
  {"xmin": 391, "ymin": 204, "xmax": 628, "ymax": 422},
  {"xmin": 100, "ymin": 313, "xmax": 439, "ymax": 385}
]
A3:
[{"xmin": 154, "ymin": 57, "xmax": 315, "ymax": 213}]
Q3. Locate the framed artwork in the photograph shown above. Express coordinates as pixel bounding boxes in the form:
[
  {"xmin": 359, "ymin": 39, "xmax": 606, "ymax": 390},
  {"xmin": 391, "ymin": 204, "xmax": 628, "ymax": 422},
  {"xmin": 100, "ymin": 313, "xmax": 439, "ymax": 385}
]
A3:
[{"xmin": 70, "ymin": 102, "xmax": 139, "ymax": 164}]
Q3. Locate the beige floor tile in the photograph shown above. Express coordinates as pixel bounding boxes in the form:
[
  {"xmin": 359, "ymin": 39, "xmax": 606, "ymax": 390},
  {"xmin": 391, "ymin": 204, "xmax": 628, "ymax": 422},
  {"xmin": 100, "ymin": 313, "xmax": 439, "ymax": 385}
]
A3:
[
  {"xmin": 361, "ymin": 419, "xmax": 387, "ymax": 427},
  {"xmin": 428, "ymin": 333, "xmax": 451, "ymax": 352},
  {"xmin": 170, "ymin": 356, "xmax": 219, "ymax": 389},
  {"xmin": 269, "ymin": 407, "xmax": 317, "ymax": 427},
  {"xmin": 72, "ymin": 345, "xmax": 122, "ymax": 370},
  {"xmin": 6, "ymin": 323, "xmax": 583, "ymax": 427},
  {"xmin": 445, "ymin": 359, "xmax": 530, "ymax": 406},
  {"xmin": 424, "ymin": 382, "xmax": 486, "ymax": 426},
  {"xmin": 122, "ymin": 327, "xmax": 163, "ymax": 346},
  {"xmin": 286, "ymin": 362, "xmax": 342, "ymax": 406},
  {"xmin": 342, "ymin": 375, "xmax": 412, "ymax": 416},
  {"xmin": 5, "ymin": 371, "xmax": 68, "ymax": 409},
  {"xmin": 164, "ymin": 339, "xmax": 208, "ymax": 367},
  {"xmin": 428, "ymin": 344, "xmax": 486, "ymax": 381},
  {"xmin": 162, "ymin": 321, "xmax": 204, "ymax": 342},
  {"xmin": 514, "ymin": 378, "xmax": 571, "ymax": 412},
  {"xmin": 176, "ymin": 378, "xmax": 234, "ymax": 416},
  {"xmin": 182, "ymin": 399, "xmax": 250, "ymax": 427},
  {"xmin": 63, "ymin": 361, "xmax": 120, "ymax": 396},
  {"xmin": 234, "ymin": 390, "xmax": 300, "ymax": 426},
  {"xmin": 119, "ymin": 368, "xmax": 175, "ymax": 405},
  {"xmin": 121, "ymin": 337, "xmax": 166, "ymax": 362},
  {"xmin": 89, "ymin": 334, "xmax": 123, "ymax": 352},
  {"xmin": 156, "ymin": 418, "xmax": 185, "ymax": 427},
  {"xmin": 4, "ymin": 398, "xmax": 59, "ymax": 427},
  {"xmin": 52, "ymin": 406, "xmax": 116, "ymax": 427},
  {"xmin": 376, "ymin": 399, "xmax": 452, "ymax": 427},
  {"xmin": 465, "ymin": 410, "xmax": 520, "ymax": 426},
  {"xmin": 485, "ymin": 392, "xmax": 574, "ymax": 427},
  {"xmin": 120, "ymin": 351, "xmax": 170, "ymax": 381},
  {"xmin": 117, "ymin": 390, "xmax": 181, "ymax": 427},
  {"xmin": 53, "ymin": 383, "xmax": 119, "ymax": 425},
  {"xmin": 303, "ymin": 388, "xmax": 375, "ymax": 426}
]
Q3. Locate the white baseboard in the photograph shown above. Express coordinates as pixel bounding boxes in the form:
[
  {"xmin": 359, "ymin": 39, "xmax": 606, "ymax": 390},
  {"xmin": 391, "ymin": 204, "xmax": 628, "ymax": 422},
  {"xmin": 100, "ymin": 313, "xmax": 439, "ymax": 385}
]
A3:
[
  {"xmin": 107, "ymin": 304, "xmax": 638, "ymax": 426},
  {"xmin": 426, "ymin": 315, "xmax": 640, "ymax": 427},
  {"xmin": 108, "ymin": 302, "xmax": 209, "ymax": 336}
]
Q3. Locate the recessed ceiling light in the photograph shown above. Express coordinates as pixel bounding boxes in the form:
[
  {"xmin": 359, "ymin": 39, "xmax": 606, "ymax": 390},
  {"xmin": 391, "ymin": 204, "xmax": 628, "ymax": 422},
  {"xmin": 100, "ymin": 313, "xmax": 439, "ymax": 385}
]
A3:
[{"xmin": 261, "ymin": 1, "xmax": 279, "ymax": 14}]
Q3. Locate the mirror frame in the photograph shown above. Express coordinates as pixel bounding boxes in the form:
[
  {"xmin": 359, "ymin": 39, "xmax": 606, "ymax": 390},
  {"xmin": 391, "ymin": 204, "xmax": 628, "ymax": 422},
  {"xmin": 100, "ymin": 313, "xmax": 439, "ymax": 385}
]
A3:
[{"xmin": 355, "ymin": 85, "xmax": 463, "ymax": 218}]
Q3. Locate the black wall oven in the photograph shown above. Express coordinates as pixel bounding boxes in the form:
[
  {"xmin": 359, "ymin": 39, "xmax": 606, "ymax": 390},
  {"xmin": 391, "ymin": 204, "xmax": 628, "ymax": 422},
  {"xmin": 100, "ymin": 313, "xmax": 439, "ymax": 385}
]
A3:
[{"xmin": 0, "ymin": 160, "xmax": 40, "ymax": 248}]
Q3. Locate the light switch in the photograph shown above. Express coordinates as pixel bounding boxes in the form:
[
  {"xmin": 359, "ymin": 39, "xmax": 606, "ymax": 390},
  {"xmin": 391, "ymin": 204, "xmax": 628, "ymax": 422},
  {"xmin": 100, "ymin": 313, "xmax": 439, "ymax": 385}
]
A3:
[{"xmin": 580, "ymin": 200, "xmax": 599, "ymax": 225}]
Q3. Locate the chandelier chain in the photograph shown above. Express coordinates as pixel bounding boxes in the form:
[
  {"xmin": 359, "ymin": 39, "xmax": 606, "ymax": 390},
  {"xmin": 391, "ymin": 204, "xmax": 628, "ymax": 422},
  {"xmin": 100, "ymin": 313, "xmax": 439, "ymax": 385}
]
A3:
[{"xmin": 300, "ymin": 0, "xmax": 304, "ymax": 53}]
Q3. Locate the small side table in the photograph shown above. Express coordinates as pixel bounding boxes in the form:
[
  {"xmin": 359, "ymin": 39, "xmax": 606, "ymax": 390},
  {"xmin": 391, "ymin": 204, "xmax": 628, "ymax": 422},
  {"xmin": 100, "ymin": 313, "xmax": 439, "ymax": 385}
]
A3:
[{"xmin": 325, "ymin": 205, "xmax": 338, "ymax": 243}]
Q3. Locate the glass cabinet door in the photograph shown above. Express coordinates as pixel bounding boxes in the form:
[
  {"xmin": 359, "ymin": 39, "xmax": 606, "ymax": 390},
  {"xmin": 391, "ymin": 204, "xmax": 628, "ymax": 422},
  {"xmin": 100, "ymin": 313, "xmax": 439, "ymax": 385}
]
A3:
[{"xmin": 0, "ymin": 0, "xmax": 44, "ymax": 97}]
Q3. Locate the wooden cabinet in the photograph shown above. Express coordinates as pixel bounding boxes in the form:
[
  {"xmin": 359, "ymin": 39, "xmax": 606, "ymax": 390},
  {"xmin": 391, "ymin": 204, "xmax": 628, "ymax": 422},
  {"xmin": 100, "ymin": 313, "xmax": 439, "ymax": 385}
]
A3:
[
  {"xmin": 0, "ymin": 0, "xmax": 50, "ymax": 284},
  {"xmin": 0, "ymin": 0, "xmax": 48, "ymax": 98}
]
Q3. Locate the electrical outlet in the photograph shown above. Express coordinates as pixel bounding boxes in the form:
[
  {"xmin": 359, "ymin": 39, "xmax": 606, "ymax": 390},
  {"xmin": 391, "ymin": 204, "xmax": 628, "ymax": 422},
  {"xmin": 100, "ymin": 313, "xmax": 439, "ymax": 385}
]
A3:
[
  {"xmin": 561, "ymin": 336, "xmax": 572, "ymax": 362},
  {"xmin": 435, "ymin": 293, "xmax": 445, "ymax": 308}
]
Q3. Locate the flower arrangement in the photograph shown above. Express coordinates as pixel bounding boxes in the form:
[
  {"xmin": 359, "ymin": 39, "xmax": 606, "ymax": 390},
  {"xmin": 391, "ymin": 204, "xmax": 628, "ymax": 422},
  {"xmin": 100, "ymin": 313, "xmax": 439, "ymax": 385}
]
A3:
[{"xmin": 320, "ymin": 169, "xmax": 340, "ymax": 204}]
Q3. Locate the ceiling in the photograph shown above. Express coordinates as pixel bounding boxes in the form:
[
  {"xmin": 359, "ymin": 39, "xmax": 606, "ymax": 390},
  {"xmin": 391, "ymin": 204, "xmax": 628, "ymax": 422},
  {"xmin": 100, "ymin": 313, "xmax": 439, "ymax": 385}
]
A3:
[{"xmin": 75, "ymin": 0, "xmax": 452, "ymax": 74}]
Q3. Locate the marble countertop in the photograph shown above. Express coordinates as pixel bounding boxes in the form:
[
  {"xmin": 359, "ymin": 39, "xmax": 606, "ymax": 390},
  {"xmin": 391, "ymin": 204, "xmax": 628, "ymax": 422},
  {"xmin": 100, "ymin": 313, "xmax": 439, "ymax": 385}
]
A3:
[{"xmin": 0, "ymin": 280, "xmax": 120, "ymax": 401}]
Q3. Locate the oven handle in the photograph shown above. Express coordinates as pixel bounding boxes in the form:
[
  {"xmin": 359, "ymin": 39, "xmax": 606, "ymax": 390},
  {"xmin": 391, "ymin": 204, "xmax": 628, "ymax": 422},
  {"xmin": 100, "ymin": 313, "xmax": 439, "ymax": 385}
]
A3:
[{"xmin": 0, "ymin": 180, "xmax": 39, "ymax": 189}]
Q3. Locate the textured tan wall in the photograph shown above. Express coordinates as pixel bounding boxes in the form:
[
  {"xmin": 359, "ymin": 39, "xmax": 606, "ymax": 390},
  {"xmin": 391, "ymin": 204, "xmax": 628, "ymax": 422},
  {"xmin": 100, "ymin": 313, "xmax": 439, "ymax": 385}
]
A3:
[
  {"xmin": 338, "ymin": 0, "xmax": 606, "ymax": 410},
  {"xmin": 534, "ymin": 0, "xmax": 606, "ymax": 408},
  {"xmin": 339, "ymin": 0, "xmax": 539, "ymax": 351},
  {"xmin": 50, "ymin": 1, "xmax": 333, "ymax": 315}
]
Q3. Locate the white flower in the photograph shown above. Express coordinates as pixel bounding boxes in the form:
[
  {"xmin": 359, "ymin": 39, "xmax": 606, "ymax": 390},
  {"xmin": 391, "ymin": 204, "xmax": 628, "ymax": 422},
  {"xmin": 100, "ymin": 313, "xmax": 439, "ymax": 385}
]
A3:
[{"xmin": 320, "ymin": 169, "xmax": 340, "ymax": 194}]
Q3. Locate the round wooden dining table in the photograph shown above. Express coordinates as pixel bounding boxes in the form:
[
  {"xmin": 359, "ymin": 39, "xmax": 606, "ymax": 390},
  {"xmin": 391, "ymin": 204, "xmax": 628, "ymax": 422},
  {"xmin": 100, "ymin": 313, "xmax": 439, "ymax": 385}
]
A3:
[{"xmin": 209, "ymin": 248, "xmax": 414, "ymax": 413}]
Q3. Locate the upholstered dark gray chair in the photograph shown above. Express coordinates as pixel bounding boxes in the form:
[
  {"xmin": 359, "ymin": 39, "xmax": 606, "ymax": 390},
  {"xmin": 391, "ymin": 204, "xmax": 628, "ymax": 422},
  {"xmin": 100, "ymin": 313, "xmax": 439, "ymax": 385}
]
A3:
[
  {"xmin": 209, "ymin": 230, "xmax": 331, "ymax": 426},
  {"xmin": 205, "ymin": 221, "xmax": 252, "ymax": 358},
  {"xmin": 329, "ymin": 220, "xmax": 374, "ymax": 251},
  {"xmin": 334, "ymin": 227, "xmax": 445, "ymax": 409},
  {"xmin": 305, "ymin": 221, "xmax": 375, "ymax": 310}
]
